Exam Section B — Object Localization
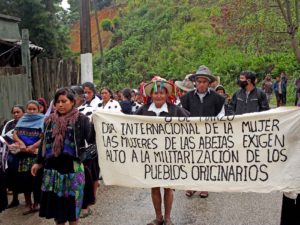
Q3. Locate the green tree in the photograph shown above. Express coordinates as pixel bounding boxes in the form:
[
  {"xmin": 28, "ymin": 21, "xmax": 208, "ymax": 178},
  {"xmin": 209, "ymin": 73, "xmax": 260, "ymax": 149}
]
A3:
[
  {"xmin": 275, "ymin": 0, "xmax": 300, "ymax": 62},
  {"xmin": 101, "ymin": 19, "xmax": 113, "ymax": 31},
  {"xmin": 68, "ymin": 0, "xmax": 80, "ymax": 24},
  {"xmin": 92, "ymin": 0, "xmax": 300, "ymax": 106},
  {"xmin": 94, "ymin": 0, "xmax": 113, "ymax": 10},
  {"xmin": 0, "ymin": 0, "xmax": 71, "ymax": 58}
]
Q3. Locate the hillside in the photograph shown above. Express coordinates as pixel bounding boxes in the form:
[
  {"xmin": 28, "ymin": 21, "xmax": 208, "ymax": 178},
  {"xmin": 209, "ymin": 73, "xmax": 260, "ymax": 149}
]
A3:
[
  {"xmin": 69, "ymin": 6, "xmax": 119, "ymax": 53},
  {"xmin": 69, "ymin": 0, "xmax": 299, "ymax": 104}
]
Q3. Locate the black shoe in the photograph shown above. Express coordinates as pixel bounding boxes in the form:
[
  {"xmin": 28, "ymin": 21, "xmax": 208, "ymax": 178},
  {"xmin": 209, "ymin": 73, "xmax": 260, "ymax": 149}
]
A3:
[{"xmin": 7, "ymin": 200, "xmax": 19, "ymax": 208}]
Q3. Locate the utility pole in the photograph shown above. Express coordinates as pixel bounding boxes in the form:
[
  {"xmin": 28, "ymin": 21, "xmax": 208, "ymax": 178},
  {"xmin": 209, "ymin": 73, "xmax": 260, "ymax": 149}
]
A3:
[
  {"xmin": 80, "ymin": 0, "xmax": 93, "ymax": 83},
  {"xmin": 92, "ymin": 0, "xmax": 104, "ymax": 57},
  {"xmin": 21, "ymin": 29, "xmax": 32, "ymax": 98}
]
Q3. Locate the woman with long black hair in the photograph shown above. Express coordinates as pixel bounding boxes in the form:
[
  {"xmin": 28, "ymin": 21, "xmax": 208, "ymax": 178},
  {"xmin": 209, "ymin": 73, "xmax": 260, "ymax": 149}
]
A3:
[
  {"xmin": 31, "ymin": 88, "xmax": 91, "ymax": 225},
  {"xmin": 0, "ymin": 105, "xmax": 25, "ymax": 211}
]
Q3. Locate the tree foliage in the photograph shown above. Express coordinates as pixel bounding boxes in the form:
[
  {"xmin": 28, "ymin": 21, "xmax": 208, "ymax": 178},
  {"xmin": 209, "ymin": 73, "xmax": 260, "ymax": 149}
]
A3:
[
  {"xmin": 0, "ymin": 0, "xmax": 71, "ymax": 58},
  {"xmin": 93, "ymin": 0, "xmax": 300, "ymax": 105},
  {"xmin": 275, "ymin": 0, "xmax": 300, "ymax": 62},
  {"xmin": 101, "ymin": 19, "xmax": 113, "ymax": 31},
  {"xmin": 94, "ymin": 0, "xmax": 114, "ymax": 10},
  {"xmin": 68, "ymin": 0, "xmax": 115, "ymax": 24}
]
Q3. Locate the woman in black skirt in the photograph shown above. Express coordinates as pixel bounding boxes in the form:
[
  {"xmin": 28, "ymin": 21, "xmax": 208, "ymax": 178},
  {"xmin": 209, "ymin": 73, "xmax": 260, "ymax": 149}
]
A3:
[
  {"xmin": 280, "ymin": 193, "xmax": 300, "ymax": 225},
  {"xmin": 0, "ymin": 169, "xmax": 7, "ymax": 213},
  {"xmin": 280, "ymin": 101, "xmax": 300, "ymax": 225},
  {"xmin": 1, "ymin": 105, "xmax": 25, "ymax": 209},
  {"xmin": 31, "ymin": 88, "xmax": 92, "ymax": 225},
  {"xmin": 0, "ymin": 133, "xmax": 8, "ymax": 212}
]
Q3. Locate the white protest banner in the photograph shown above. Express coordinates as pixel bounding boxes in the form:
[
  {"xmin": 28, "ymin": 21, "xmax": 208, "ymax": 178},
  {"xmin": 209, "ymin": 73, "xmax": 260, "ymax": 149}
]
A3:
[{"xmin": 93, "ymin": 107, "xmax": 300, "ymax": 193}]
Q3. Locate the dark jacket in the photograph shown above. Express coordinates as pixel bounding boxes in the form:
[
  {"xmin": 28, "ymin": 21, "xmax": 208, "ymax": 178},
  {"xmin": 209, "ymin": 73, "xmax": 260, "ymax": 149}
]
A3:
[
  {"xmin": 135, "ymin": 102, "xmax": 190, "ymax": 117},
  {"xmin": 231, "ymin": 87, "xmax": 269, "ymax": 115},
  {"xmin": 120, "ymin": 100, "xmax": 132, "ymax": 114},
  {"xmin": 180, "ymin": 90, "xmax": 225, "ymax": 117},
  {"xmin": 273, "ymin": 80, "xmax": 287, "ymax": 94},
  {"xmin": 36, "ymin": 114, "xmax": 91, "ymax": 164}
]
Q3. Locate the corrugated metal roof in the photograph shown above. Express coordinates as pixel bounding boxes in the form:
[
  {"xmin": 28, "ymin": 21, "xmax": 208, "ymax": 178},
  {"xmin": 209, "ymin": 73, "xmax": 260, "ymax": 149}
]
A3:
[
  {"xmin": 0, "ymin": 38, "xmax": 44, "ymax": 52},
  {"xmin": 16, "ymin": 40, "xmax": 44, "ymax": 52},
  {"xmin": 0, "ymin": 13, "xmax": 21, "ymax": 23}
]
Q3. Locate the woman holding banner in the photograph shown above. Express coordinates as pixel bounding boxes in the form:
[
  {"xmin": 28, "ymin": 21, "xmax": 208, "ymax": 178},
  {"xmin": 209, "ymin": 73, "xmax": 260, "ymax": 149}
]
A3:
[{"xmin": 135, "ymin": 76, "xmax": 189, "ymax": 225}]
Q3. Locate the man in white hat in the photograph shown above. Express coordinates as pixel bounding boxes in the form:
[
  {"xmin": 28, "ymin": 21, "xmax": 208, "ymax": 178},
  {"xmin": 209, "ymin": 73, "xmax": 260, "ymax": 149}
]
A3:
[
  {"xmin": 180, "ymin": 65, "xmax": 225, "ymax": 198},
  {"xmin": 174, "ymin": 74, "xmax": 195, "ymax": 106},
  {"xmin": 175, "ymin": 74, "xmax": 195, "ymax": 95}
]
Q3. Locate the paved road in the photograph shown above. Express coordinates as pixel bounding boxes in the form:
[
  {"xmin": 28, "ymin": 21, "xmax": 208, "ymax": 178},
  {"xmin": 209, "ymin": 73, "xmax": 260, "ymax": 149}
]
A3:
[{"xmin": 0, "ymin": 183, "xmax": 282, "ymax": 225}]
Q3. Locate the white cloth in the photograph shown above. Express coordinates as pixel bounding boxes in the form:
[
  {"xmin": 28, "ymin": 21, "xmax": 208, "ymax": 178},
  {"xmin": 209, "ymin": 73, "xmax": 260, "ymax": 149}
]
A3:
[
  {"xmin": 217, "ymin": 105, "xmax": 225, "ymax": 118},
  {"xmin": 0, "ymin": 119, "xmax": 14, "ymax": 170},
  {"xmin": 131, "ymin": 102, "xmax": 143, "ymax": 113},
  {"xmin": 78, "ymin": 96, "xmax": 102, "ymax": 120},
  {"xmin": 197, "ymin": 92, "xmax": 206, "ymax": 102},
  {"xmin": 175, "ymin": 97, "xmax": 181, "ymax": 106},
  {"xmin": 97, "ymin": 99, "xmax": 122, "ymax": 113},
  {"xmin": 45, "ymin": 100, "xmax": 54, "ymax": 118},
  {"xmin": 148, "ymin": 102, "xmax": 168, "ymax": 116},
  {"xmin": 92, "ymin": 107, "xmax": 300, "ymax": 192},
  {"xmin": 284, "ymin": 192, "xmax": 298, "ymax": 199}
]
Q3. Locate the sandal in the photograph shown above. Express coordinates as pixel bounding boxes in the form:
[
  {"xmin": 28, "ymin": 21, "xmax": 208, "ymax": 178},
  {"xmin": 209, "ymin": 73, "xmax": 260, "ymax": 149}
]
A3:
[
  {"xmin": 31, "ymin": 204, "xmax": 40, "ymax": 213},
  {"xmin": 185, "ymin": 190, "xmax": 196, "ymax": 197},
  {"xmin": 146, "ymin": 217, "xmax": 164, "ymax": 225},
  {"xmin": 80, "ymin": 208, "xmax": 92, "ymax": 218},
  {"xmin": 22, "ymin": 208, "xmax": 34, "ymax": 215},
  {"xmin": 22, "ymin": 203, "xmax": 39, "ymax": 215},
  {"xmin": 7, "ymin": 200, "xmax": 19, "ymax": 208},
  {"xmin": 199, "ymin": 191, "xmax": 209, "ymax": 198},
  {"xmin": 164, "ymin": 219, "xmax": 174, "ymax": 225}
]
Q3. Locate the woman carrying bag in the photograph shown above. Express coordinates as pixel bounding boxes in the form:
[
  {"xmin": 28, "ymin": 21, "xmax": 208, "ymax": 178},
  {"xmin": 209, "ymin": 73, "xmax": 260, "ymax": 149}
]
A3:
[{"xmin": 31, "ymin": 88, "xmax": 92, "ymax": 225}]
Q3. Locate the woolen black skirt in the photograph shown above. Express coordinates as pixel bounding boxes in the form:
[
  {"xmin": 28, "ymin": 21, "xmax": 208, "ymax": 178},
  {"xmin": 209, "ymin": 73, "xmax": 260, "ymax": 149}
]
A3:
[
  {"xmin": 280, "ymin": 194, "xmax": 300, "ymax": 225},
  {"xmin": 0, "ymin": 171, "xmax": 8, "ymax": 213},
  {"xmin": 39, "ymin": 155, "xmax": 85, "ymax": 224}
]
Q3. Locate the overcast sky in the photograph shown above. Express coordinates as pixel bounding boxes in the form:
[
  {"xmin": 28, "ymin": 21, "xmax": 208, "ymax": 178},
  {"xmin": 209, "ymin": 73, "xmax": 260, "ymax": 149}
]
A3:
[{"xmin": 61, "ymin": 0, "xmax": 70, "ymax": 9}]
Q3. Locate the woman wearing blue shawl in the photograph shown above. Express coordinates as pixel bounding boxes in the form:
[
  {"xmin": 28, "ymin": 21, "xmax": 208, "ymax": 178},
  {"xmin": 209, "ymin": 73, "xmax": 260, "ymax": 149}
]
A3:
[{"xmin": 13, "ymin": 100, "xmax": 44, "ymax": 215}]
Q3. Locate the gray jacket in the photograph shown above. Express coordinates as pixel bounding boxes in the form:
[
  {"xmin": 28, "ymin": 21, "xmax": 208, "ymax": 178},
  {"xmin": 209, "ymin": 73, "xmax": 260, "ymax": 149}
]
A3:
[{"xmin": 231, "ymin": 87, "xmax": 269, "ymax": 115}]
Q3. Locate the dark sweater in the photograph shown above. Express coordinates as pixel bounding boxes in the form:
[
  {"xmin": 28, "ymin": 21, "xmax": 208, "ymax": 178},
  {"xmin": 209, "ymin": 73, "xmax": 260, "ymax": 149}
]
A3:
[{"xmin": 180, "ymin": 90, "xmax": 225, "ymax": 117}]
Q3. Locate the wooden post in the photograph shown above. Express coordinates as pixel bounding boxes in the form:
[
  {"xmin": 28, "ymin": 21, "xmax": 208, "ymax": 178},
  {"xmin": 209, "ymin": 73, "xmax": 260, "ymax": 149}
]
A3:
[
  {"xmin": 38, "ymin": 58, "xmax": 44, "ymax": 98},
  {"xmin": 43, "ymin": 58, "xmax": 50, "ymax": 102},
  {"xmin": 80, "ymin": 0, "xmax": 93, "ymax": 83},
  {"xmin": 92, "ymin": 0, "xmax": 104, "ymax": 57},
  {"xmin": 31, "ymin": 57, "xmax": 41, "ymax": 99},
  {"xmin": 21, "ymin": 29, "xmax": 32, "ymax": 98}
]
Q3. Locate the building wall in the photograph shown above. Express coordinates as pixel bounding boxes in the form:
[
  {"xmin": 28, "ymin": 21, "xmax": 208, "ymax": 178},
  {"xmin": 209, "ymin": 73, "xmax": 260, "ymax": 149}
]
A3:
[
  {"xmin": 0, "ymin": 73, "xmax": 30, "ymax": 124},
  {"xmin": 0, "ymin": 17, "xmax": 21, "ymax": 40}
]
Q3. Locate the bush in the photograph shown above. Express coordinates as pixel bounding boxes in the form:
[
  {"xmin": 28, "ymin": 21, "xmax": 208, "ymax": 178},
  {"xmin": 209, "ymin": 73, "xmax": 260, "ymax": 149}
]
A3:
[{"xmin": 101, "ymin": 19, "xmax": 113, "ymax": 31}]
